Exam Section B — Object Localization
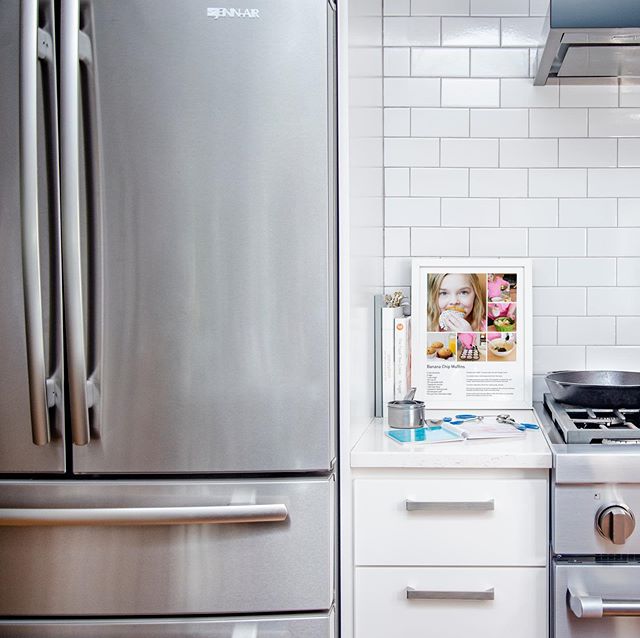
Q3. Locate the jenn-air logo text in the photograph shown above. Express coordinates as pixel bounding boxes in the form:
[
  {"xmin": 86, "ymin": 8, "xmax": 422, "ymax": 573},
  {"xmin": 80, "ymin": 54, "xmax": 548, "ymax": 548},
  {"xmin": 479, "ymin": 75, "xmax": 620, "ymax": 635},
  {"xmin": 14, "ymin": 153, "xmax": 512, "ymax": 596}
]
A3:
[{"xmin": 207, "ymin": 8, "xmax": 260, "ymax": 18}]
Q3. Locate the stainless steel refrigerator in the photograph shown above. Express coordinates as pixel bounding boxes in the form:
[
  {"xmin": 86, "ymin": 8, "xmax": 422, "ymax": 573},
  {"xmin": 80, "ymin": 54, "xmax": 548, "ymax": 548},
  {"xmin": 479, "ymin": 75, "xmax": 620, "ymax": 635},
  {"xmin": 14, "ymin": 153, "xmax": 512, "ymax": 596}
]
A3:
[{"xmin": 0, "ymin": 0, "xmax": 337, "ymax": 635}]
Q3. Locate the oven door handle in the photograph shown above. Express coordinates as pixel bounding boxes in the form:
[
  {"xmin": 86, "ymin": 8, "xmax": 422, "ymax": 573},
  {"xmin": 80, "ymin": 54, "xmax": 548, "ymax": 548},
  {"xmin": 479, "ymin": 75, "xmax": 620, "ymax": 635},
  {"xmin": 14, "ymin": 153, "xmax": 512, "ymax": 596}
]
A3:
[{"xmin": 569, "ymin": 588, "xmax": 640, "ymax": 618}]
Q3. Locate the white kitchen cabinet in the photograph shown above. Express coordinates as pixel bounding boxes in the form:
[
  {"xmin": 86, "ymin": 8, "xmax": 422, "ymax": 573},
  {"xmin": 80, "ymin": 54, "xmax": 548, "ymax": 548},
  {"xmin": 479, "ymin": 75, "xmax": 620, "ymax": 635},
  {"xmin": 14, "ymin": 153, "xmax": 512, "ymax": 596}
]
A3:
[
  {"xmin": 354, "ymin": 476, "xmax": 547, "ymax": 566},
  {"xmin": 350, "ymin": 418, "xmax": 551, "ymax": 638},
  {"xmin": 355, "ymin": 566, "xmax": 547, "ymax": 638}
]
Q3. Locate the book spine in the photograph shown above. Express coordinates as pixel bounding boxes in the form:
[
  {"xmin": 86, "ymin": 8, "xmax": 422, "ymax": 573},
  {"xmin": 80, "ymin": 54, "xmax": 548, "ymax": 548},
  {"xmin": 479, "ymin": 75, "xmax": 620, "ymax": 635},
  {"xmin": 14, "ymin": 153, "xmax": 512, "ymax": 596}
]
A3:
[
  {"xmin": 381, "ymin": 307, "xmax": 403, "ymax": 412},
  {"xmin": 373, "ymin": 295, "xmax": 384, "ymax": 417},
  {"xmin": 394, "ymin": 316, "xmax": 410, "ymax": 400}
]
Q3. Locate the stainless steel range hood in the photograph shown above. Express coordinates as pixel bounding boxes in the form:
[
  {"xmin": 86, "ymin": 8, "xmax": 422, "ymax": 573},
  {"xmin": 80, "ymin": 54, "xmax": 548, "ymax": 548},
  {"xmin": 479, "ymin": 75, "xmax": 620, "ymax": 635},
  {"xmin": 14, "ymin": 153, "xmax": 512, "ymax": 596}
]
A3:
[{"xmin": 534, "ymin": 0, "xmax": 640, "ymax": 85}]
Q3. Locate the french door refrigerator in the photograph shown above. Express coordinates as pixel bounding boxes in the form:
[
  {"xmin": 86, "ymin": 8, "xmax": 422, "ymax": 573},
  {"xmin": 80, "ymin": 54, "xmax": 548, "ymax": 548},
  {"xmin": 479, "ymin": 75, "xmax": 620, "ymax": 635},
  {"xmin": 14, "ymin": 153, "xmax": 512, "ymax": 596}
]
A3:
[{"xmin": 0, "ymin": 0, "xmax": 337, "ymax": 636}]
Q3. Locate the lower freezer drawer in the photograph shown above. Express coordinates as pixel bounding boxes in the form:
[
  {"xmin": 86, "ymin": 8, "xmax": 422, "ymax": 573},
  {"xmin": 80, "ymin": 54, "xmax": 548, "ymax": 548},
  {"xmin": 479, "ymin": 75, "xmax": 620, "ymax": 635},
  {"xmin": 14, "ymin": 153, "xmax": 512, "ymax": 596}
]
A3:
[
  {"xmin": 0, "ymin": 611, "xmax": 335, "ymax": 637},
  {"xmin": 0, "ymin": 478, "xmax": 334, "ymax": 616},
  {"xmin": 555, "ymin": 561, "xmax": 640, "ymax": 638}
]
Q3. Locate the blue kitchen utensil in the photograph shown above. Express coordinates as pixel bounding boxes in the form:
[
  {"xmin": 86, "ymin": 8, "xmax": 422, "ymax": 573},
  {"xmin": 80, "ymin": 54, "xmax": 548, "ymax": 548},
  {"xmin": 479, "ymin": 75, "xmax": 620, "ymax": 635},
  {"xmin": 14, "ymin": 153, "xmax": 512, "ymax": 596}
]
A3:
[
  {"xmin": 452, "ymin": 413, "xmax": 540, "ymax": 431},
  {"xmin": 385, "ymin": 426, "xmax": 463, "ymax": 444}
]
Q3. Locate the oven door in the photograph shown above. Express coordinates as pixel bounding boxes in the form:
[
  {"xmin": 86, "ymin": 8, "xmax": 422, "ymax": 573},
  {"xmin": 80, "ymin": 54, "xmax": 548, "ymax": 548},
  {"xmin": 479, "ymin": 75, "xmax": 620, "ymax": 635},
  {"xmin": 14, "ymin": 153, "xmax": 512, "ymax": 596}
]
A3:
[{"xmin": 555, "ymin": 561, "xmax": 640, "ymax": 638}]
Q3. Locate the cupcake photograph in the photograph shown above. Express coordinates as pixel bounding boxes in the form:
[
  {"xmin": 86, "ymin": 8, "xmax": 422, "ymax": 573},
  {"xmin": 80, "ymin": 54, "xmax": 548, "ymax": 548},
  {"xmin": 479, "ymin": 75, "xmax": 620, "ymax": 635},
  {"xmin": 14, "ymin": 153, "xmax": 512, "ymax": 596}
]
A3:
[
  {"xmin": 426, "ymin": 333, "xmax": 455, "ymax": 360},
  {"xmin": 427, "ymin": 273, "xmax": 487, "ymax": 333}
]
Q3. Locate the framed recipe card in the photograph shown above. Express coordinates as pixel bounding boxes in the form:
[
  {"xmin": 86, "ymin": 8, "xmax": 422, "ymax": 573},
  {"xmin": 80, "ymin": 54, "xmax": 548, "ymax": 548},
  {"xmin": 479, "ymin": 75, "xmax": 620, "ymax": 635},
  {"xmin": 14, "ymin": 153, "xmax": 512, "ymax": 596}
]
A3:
[{"xmin": 411, "ymin": 258, "xmax": 532, "ymax": 409}]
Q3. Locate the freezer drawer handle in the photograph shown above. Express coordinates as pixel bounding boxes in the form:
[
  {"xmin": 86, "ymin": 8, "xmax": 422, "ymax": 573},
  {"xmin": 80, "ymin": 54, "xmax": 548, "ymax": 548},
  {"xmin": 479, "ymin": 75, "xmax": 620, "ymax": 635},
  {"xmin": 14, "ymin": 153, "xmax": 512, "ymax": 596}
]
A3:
[
  {"xmin": 569, "ymin": 588, "xmax": 640, "ymax": 618},
  {"xmin": 405, "ymin": 499, "xmax": 495, "ymax": 512},
  {"xmin": 0, "ymin": 504, "xmax": 289, "ymax": 527},
  {"xmin": 406, "ymin": 587, "xmax": 494, "ymax": 601}
]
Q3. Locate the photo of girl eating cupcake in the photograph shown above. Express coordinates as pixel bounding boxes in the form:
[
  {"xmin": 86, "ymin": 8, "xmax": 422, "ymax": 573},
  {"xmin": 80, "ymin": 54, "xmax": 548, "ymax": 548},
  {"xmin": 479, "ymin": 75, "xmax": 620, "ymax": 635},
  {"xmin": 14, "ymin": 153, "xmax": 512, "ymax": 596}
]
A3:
[{"xmin": 427, "ymin": 273, "xmax": 487, "ymax": 333}]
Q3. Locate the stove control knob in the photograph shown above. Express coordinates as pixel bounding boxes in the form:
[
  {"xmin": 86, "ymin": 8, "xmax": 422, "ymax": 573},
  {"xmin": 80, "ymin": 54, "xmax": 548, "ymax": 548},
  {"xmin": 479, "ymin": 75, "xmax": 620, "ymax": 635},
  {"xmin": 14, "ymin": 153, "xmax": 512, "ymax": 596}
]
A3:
[{"xmin": 597, "ymin": 505, "xmax": 636, "ymax": 545}]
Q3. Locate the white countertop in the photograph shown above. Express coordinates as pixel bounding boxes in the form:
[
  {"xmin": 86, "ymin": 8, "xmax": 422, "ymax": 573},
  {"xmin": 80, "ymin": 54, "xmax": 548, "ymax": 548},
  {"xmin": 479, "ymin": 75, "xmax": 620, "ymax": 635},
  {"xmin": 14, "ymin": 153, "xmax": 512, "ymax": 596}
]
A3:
[{"xmin": 351, "ymin": 409, "xmax": 552, "ymax": 469}]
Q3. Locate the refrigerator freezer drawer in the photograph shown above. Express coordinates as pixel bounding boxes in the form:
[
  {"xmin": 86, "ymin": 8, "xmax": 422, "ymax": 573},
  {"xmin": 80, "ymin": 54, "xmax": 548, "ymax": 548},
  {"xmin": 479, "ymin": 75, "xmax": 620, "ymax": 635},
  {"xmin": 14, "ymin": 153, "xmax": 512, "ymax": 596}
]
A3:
[
  {"xmin": 0, "ymin": 477, "xmax": 334, "ymax": 616},
  {"xmin": 0, "ymin": 612, "xmax": 335, "ymax": 638}
]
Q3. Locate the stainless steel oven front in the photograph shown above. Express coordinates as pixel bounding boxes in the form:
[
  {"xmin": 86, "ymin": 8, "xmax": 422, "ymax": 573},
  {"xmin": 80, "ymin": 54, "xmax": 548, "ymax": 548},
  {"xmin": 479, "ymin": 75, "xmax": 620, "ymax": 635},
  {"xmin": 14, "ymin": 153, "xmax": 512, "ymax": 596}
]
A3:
[{"xmin": 554, "ymin": 561, "xmax": 640, "ymax": 638}]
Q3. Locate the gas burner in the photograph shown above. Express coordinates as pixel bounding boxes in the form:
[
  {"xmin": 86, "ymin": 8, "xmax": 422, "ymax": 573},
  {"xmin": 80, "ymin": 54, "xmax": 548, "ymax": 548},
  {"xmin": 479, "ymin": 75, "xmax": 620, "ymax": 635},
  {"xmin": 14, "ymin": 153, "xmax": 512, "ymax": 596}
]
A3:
[{"xmin": 544, "ymin": 395, "xmax": 640, "ymax": 444}]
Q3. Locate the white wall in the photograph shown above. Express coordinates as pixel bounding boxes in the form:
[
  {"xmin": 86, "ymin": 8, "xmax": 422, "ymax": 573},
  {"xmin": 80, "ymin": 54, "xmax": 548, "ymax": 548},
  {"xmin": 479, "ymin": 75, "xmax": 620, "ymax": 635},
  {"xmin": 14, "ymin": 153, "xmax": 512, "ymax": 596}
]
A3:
[
  {"xmin": 349, "ymin": 0, "xmax": 384, "ymax": 434},
  {"xmin": 380, "ymin": 0, "xmax": 640, "ymax": 398}
]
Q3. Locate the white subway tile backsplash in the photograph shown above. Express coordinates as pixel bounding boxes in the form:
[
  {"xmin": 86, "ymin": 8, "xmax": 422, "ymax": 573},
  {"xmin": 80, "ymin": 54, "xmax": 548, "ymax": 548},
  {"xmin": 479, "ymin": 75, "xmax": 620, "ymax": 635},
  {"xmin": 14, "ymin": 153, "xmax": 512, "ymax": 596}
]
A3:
[
  {"xmin": 470, "ymin": 48, "xmax": 529, "ymax": 77},
  {"xmin": 384, "ymin": 138, "xmax": 439, "ymax": 166},
  {"xmin": 385, "ymin": 227, "xmax": 411, "ymax": 255},
  {"xmin": 589, "ymin": 109, "xmax": 640, "ymax": 137},
  {"xmin": 529, "ymin": 228, "xmax": 586, "ymax": 256},
  {"xmin": 533, "ymin": 346, "xmax": 586, "ymax": 374},
  {"xmin": 533, "ymin": 317, "xmax": 557, "ymax": 345},
  {"xmin": 384, "ymin": 48, "xmax": 410, "ymax": 76},
  {"xmin": 532, "ymin": 257, "xmax": 557, "ymax": 286},
  {"xmin": 618, "ymin": 140, "xmax": 640, "ymax": 167},
  {"xmin": 559, "ymin": 79, "xmax": 618, "ymax": 108},
  {"xmin": 411, "ymin": 168, "xmax": 469, "ymax": 196},
  {"xmin": 441, "ymin": 138, "xmax": 499, "ymax": 167},
  {"xmin": 384, "ymin": 17, "xmax": 440, "ymax": 46},
  {"xmin": 529, "ymin": 169, "xmax": 587, "ymax": 198},
  {"xmin": 470, "ymin": 0, "xmax": 529, "ymax": 16},
  {"xmin": 618, "ymin": 258, "xmax": 640, "ymax": 286},
  {"xmin": 350, "ymin": 16, "xmax": 383, "ymax": 46},
  {"xmin": 442, "ymin": 78, "xmax": 500, "ymax": 107},
  {"xmin": 384, "ymin": 108, "xmax": 411, "ymax": 136},
  {"xmin": 386, "ymin": 197, "xmax": 440, "ymax": 225},
  {"xmin": 500, "ymin": 78, "xmax": 558, "ymax": 107},
  {"xmin": 559, "ymin": 139, "xmax": 618, "ymax": 168},
  {"xmin": 411, "ymin": 227, "xmax": 470, "ymax": 254},
  {"xmin": 617, "ymin": 318, "xmax": 640, "ymax": 345},
  {"xmin": 500, "ymin": 139, "xmax": 557, "ymax": 167},
  {"xmin": 469, "ymin": 227, "xmax": 528, "ymax": 255},
  {"xmin": 588, "ymin": 228, "xmax": 640, "ymax": 257},
  {"xmin": 588, "ymin": 169, "xmax": 640, "ymax": 197},
  {"xmin": 501, "ymin": 17, "xmax": 546, "ymax": 46},
  {"xmin": 384, "ymin": 0, "xmax": 411, "ymax": 15},
  {"xmin": 412, "ymin": 48, "xmax": 470, "ymax": 76},
  {"xmin": 412, "ymin": 108, "xmax": 470, "ymax": 137},
  {"xmin": 558, "ymin": 317, "xmax": 615, "ymax": 345},
  {"xmin": 376, "ymin": 3, "xmax": 640, "ymax": 373},
  {"xmin": 620, "ymin": 81, "xmax": 640, "ymax": 107},
  {"xmin": 533, "ymin": 287, "xmax": 587, "ymax": 315},
  {"xmin": 350, "ymin": 107, "xmax": 383, "ymax": 138},
  {"xmin": 559, "ymin": 199, "xmax": 617, "ymax": 227},
  {"xmin": 411, "ymin": 0, "xmax": 470, "ymax": 15},
  {"xmin": 384, "ymin": 257, "xmax": 412, "ymax": 286},
  {"xmin": 385, "ymin": 167, "xmax": 410, "ymax": 195},
  {"xmin": 588, "ymin": 288, "xmax": 640, "ymax": 315},
  {"xmin": 558, "ymin": 258, "xmax": 616, "ymax": 286},
  {"xmin": 618, "ymin": 200, "xmax": 640, "ymax": 226},
  {"xmin": 500, "ymin": 198, "xmax": 558, "ymax": 226},
  {"xmin": 530, "ymin": 108, "xmax": 588, "ymax": 137},
  {"xmin": 441, "ymin": 198, "xmax": 499, "ymax": 226},
  {"xmin": 441, "ymin": 17, "xmax": 500, "ymax": 47},
  {"xmin": 384, "ymin": 78, "xmax": 440, "ymax": 106},
  {"xmin": 469, "ymin": 168, "xmax": 528, "ymax": 196},
  {"xmin": 587, "ymin": 347, "xmax": 640, "ymax": 371},
  {"xmin": 471, "ymin": 108, "xmax": 529, "ymax": 137}
]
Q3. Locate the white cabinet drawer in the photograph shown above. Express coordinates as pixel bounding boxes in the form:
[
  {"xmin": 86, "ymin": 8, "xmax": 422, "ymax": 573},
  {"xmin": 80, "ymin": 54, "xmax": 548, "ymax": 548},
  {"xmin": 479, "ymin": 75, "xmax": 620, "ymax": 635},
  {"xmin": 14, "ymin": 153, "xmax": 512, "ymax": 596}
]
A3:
[
  {"xmin": 355, "ymin": 566, "xmax": 547, "ymax": 638},
  {"xmin": 354, "ymin": 478, "xmax": 547, "ymax": 566}
]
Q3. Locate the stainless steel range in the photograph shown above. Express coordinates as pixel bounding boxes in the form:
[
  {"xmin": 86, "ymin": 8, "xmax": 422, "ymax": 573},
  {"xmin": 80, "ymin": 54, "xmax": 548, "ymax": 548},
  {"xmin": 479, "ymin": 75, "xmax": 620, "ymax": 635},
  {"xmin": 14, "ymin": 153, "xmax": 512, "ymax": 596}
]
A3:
[{"xmin": 535, "ymin": 393, "xmax": 640, "ymax": 638}]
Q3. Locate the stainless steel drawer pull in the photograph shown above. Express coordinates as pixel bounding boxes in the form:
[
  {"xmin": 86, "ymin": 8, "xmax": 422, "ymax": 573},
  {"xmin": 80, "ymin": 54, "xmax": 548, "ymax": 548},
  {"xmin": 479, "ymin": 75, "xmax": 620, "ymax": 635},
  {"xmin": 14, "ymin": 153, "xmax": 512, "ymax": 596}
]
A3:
[
  {"xmin": 405, "ymin": 499, "xmax": 495, "ymax": 511},
  {"xmin": 406, "ymin": 587, "xmax": 494, "ymax": 601},
  {"xmin": 0, "ymin": 504, "xmax": 288, "ymax": 527},
  {"xmin": 569, "ymin": 588, "xmax": 640, "ymax": 618}
]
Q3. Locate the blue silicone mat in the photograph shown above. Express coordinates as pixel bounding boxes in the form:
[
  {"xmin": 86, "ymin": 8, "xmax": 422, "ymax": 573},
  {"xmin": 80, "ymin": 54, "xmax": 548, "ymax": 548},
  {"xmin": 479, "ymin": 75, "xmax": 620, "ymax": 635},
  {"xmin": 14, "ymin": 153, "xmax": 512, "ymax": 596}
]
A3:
[{"xmin": 385, "ymin": 426, "xmax": 463, "ymax": 444}]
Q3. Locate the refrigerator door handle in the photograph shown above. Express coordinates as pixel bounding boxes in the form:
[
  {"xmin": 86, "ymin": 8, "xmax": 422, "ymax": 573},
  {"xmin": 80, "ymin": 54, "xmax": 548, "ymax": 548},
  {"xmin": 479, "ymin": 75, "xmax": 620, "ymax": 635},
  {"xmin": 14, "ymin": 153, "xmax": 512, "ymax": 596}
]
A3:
[
  {"xmin": 20, "ymin": 0, "xmax": 53, "ymax": 446},
  {"xmin": 61, "ymin": 0, "xmax": 90, "ymax": 446},
  {"xmin": 0, "ymin": 504, "xmax": 289, "ymax": 527}
]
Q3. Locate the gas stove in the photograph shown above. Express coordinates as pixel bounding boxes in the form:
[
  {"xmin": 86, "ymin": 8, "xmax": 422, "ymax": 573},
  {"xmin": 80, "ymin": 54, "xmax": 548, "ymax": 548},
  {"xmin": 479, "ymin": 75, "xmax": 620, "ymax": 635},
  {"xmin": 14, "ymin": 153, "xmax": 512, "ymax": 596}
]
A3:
[
  {"xmin": 535, "ymin": 394, "xmax": 640, "ymax": 637},
  {"xmin": 543, "ymin": 394, "xmax": 640, "ymax": 445}
]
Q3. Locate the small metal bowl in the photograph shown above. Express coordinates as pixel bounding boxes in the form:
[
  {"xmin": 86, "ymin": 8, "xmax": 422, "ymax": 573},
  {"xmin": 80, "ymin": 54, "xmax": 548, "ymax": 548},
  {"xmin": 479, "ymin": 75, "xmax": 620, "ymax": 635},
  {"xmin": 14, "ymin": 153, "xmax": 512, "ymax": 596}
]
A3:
[{"xmin": 387, "ymin": 399, "xmax": 425, "ymax": 429}]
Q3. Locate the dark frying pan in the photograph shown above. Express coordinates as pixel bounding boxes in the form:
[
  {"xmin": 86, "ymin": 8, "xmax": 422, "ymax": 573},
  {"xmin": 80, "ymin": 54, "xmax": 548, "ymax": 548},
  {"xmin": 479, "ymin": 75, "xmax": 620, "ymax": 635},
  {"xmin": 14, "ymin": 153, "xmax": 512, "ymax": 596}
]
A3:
[{"xmin": 545, "ymin": 370, "xmax": 640, "ymax": 408}]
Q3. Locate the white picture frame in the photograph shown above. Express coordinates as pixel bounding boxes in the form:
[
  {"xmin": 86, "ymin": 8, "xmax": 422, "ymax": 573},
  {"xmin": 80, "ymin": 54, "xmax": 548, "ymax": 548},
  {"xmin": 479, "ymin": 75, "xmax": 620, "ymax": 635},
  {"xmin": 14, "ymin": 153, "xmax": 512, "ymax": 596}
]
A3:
[{"xmin": 411, "ymin": 258, "xmax": 533, "ymax": 410}]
